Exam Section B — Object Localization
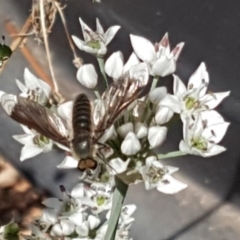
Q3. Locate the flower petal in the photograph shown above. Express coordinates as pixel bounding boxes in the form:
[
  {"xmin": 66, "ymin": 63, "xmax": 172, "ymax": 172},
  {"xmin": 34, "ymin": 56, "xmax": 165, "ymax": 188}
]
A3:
[
  {"xmin": 57, "ymin": 156, "xmax": 78, "ymax": 169},
  {"xmin": 200, "ymin": 91, "xmax": 230, "ymax": 109},
  {"xmin": 117, "ymin": 123, "xmax": 134, "ymax": 139},
  {"xmin": 152, "ymin": 56, "xmax": 176, "ymax": 77},
  {"xmin": 15, "ymin": 79, "xmax": 27, "ymax": 93},
  {"xmin": 130, "ymin": 35, "xmax": 155, "ymax": 62},
  {"xmin": 123, "ymin": 52, "xmax": 140, "ymax": 73},
  {"xmin": 79, "ymin": 18, "xmax": 94, "ymax": 41},
  {"xmin": 70, "ymin": 184, "xmax": 85, "ymax": 199},
  {"xmin": 157, "ymin": 175, "xmax": 187, "ymax": 194},
  {"xmin": 188, "ymin": 62, "xmax": 209, "ymax": 96},
  {"xmin": 128, "ymin": 62, "xmax": 149, "ymax": 86},
  {"xmin": 148, "ymin": 126, "xmax": 167, "ymax": 148},
  {"xmin": 72, "ymin": 35, "xmax": 85, "ymax": 51},
  {"xmin": 201, "ymin": 144, "xmax": 226, "ymax": 157},
  {"xmin": 202, "ymin": 122, "xmax": 230, "ymax": 143},
  {"xmin": 155, "ymin": 106, "xmax": 174, "ymax": 124},
  {"xmin": 173, "ymin": 75, "xmax": 187, "ymax": 97},
  {"xmin": 149, "ymin": 87, "xmax": 167, "ymax": 105},
  {"xmin": 104, "ymin": 25, "xmax": 121, "ymax": 45},
  {"xmin": 68, "ymin": 212, "xmax": 83, "ymax": 226},
  {"xmin": 77, "ymin": 64, "xmax": 98, "ymax": 89},
  {"xmin": 42, "ymin": 198, "xmax": 63, "ymax": 209},
  {"xmin": 105, "ymin": 51, "xmax": 124, "ymax": 79},
  {"xmin": 88, "ymin": 215, "xmax": 100, "ymax": 230},
  {"xmin": 172, "ymin": 42, "xmax": 185, "ymax": 61},
  {"xmin": 160, "ymin": 94, "xmax": 181, "ymax": 113},
  {"xmin": 121, "ymin": 132, "xmax": 141, "ymax": 156},
  {"xmin": 20, "ymin": 143, "xmax": 43, "ymax": 161},
  {"xmin": 109, "ymin": 158, "xmax": 130, "ymax": 175},
  {"xmin": 96, "ymin": 18, "xmax": 104, "ymax": 35},
  {"xmin": 13, "ymin": 133, "xmax": 34, "ymax": 145},
  {"xmin": 134, "ymin": 122, "xmax": 148, "ymax": 139}
]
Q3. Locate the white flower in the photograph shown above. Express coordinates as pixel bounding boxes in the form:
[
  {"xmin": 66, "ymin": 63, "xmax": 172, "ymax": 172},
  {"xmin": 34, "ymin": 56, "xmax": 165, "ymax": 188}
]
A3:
[
  {"xmin": 57, "ymin": 155, "xmax": 78, "ymax": 169},
  {"xmin": 160, "ymin": 63, "xmax": 230, "ymax": 119},
  {"xmin": 134, "ymin": 122, "xmax": 148, "ymax": 139},
  {"xmin": 15, "ymin": 68, "xmax": 51, "ymax": 105},
  {"xmin": 148, "ymin": 126, "xmax": 167, "ymax": 148},
  {"xmin": 106, "ymin": 204, "xmax": 136, "ymax": 226},
  {"xmin": 76, "ymin": 64, "xmax": 98, "ymax": 89},
  {"xmin": 117, "ymin": 123, "xmax": 134, "ymax": 138},
  {"xmin": 50, "ymin": 219, "xmax": 75, "ymax": 237},
  {"xmin": 75, "ymin": 215, "xmax": 102, "ymax": 239},
  {"xmin": 108, "ymin": 158, "xmax": 131, "ymax": 175},
  {"xmin": 180, "ymin": 110, "xmax": 230, "ymax": 157},
  {"xmin": 148, "ymin": 87, "xmax": 174, "ymax": 124},
  {"xmin": 42, "ymin": 184, "xmax": 87, "ymax": 223},
  {"xmin": 121, "ymin": 132, "xmax": 141, "ymax": 156},
  {"xmin": 80, "ymin": 182, "xmax": 113, "ymax": 214},
  {"xmin": 130, "ymin": 33, "xmax": 184, "ymax": 77},
  {"xmin": 139, "ymin": 156, "xmax": 187, "ymax": 194},
  {"xmin": 72, "ymin": 18, "xmax": 120, "ymax": 57},
  {"xmin": 149, "ymin": 87, "xmax": 167, "ymax": 105},
  {"xmin": 21, "ymin": 224, "xmax": 50, "ymax": 240},
  {"xmin": 105, "ymin": 51, "xmax": 140, "ymax": 80},
  {"xmin": 12, "ymin": 125, "xmax": 53, "ymax": 161},
  {"xmin": 34, "ymin": 209, "xmax": 58, "ymax": 232}
]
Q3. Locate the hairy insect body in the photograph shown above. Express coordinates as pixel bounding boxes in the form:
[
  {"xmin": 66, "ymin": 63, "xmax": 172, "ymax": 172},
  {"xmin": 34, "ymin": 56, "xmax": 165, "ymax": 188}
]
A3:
[{"xmin": 71, "ymin": 93, "xmax": 96, "ymax": 170}]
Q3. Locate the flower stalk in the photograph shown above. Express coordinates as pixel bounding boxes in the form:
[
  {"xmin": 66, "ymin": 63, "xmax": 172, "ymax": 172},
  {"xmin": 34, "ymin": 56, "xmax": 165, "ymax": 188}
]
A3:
[
  {"xmin": 98, "ymin": 57, "xmax": 109, "ymax": 87},
  {"xmin": 105, "ymin": 177, "xmax": 128, "ymax": 240}
]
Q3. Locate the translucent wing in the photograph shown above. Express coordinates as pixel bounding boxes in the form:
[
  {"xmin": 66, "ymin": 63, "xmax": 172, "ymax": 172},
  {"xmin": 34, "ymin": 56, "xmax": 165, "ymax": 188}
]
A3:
[
  {"xmin": 1, "ymin": 94, "xmax": 70, "ymax": 147},
  {"xmin": 94, "ymin": 63, "xmax": 149, "ymax": 139}
]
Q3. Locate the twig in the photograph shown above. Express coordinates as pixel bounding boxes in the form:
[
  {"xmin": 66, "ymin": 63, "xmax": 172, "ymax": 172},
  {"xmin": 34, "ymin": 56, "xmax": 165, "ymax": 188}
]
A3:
[
  {"xmin": 40, "ymin": 0, "xmax": 59, "ymax": 93},
  {"xmin": 54, "ymin": 1, "xmax": 82, "ymax": 68},
  {"xmin": 0, "ymin": 15, "xmax": 32, "ymax": 74},
  {"xmin": 4, "ymin": 20, "xmax": 54, "ymax": 89}
]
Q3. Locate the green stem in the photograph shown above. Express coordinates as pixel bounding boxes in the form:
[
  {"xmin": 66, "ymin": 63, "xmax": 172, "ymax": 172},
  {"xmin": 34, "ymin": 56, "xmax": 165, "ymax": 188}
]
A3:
[
  {"xmin": 105, "ymin": 177, "xmax": 128, "ymax": 240},
  {"xmin": 158, "ymin": 151, "xmax": 187, "ymax": 159},
  {"xmin": 94, "ymin": 90, "xmax": 101, "ymax": 99},
  {"xmin": 150, "ymin": 76, "xmax": 159, "ymax": 91},
  {"xmin": 97, "ymin": 57, "xmax": 108, "ymax": 87}
]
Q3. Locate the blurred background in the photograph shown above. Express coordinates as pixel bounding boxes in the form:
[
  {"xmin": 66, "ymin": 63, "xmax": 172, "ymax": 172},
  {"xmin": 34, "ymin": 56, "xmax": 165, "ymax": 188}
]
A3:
[{"xmin": 0, "ymin": 0, "xmax": 240, "ymax": 239}]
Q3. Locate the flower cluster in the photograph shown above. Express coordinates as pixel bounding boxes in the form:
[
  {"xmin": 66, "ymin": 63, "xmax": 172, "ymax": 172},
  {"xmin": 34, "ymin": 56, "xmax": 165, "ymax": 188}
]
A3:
[
  {"xmin": 0, "ymin": 17, "xmax": 230, "ymax": 239},
  {"xmin": 22, "ymin": 183, "xmax": 135, "ymax": 240}
]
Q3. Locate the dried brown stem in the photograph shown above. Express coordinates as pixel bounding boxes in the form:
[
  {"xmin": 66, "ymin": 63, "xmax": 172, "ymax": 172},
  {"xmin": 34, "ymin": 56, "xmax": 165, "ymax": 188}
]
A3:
[
  {"xmin": 39, "ymin": 0, "xmax": 59, "ymax": 93},
  {"xmin": 0, "ymin": 15, "xmax": 32, "ymax": 74},
  {"xmin": 4, "ymin": 20, "xmax": 54, "ymax": 89}
]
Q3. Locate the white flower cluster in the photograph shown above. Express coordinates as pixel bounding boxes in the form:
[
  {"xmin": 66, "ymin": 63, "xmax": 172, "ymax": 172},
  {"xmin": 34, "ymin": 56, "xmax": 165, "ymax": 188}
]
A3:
[
  {"xmin": 21, "ymin": 183, "xmax": 135, "ymax": 240},
  {"xmin": 0, "ymin": 17, "xmax": 230, "ymax": 239},
  {"xmin": 0, "ymin": 18, "xmax": 230, "ymax": 193}
]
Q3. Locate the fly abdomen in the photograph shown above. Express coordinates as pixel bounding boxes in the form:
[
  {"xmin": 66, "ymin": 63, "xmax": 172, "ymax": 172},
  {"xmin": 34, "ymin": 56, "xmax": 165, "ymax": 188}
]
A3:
[
  {"xmin": 71, "ymin": 93, "xmax": 93, "ymax": 159},
  {"xmin": 72, "ymin": 93, "xmax": 92, "ymax": 135}
]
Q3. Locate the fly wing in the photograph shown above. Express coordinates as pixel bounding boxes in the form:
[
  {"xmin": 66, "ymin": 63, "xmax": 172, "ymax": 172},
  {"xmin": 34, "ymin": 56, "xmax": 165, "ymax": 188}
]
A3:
[
  {"xmin": 1, "ymin": 94, "xmax": 70, "ymax": 147},
  {"xmin": 93, "ymin": 63, "xmax": 149, "ymax": 139}
]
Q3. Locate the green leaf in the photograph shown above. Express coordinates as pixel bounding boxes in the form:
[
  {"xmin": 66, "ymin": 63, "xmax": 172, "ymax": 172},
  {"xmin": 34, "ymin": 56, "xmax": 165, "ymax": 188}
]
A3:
[{"xmin": 105, "ymin": 177, "xmax": 128, "ymax": 240}]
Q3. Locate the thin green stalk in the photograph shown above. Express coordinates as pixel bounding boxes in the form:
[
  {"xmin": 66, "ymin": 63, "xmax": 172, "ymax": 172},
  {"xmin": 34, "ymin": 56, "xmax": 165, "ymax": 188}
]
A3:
[
  {"xmin": 158, "ymin": 151, "xmax": 187, "ymax": 160},
  {"xmin": 97, "ymin": 57, "xmax": 108, "ymax": 87},
  {"xmin": 94, "ymin": 90, "xmax": 101, "ymax": 99},
  {"xmin": 105, "ymin": 177, "xmax": 128, "ymax": 240},
  {"xmin": 150, "ymin": 76, "xmax": 159, "ymax": 91}
]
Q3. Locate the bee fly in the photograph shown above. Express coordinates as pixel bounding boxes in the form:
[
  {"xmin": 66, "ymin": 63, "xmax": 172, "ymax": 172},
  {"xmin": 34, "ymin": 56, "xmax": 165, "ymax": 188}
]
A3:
[
  {"xmin": 1, "ymin": 76, "xmax": 147, "ymax": 171},
  {"xmin": 71, "ymin": 93, "xmax": 97, "ymax": 171}
]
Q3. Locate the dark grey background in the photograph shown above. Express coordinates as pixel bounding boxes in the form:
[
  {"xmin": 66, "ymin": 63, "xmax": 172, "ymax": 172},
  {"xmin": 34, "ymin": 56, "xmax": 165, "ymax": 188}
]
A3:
[{"xmin": 0, "ymin": 0, "xmax": 240, "ymax": 239}]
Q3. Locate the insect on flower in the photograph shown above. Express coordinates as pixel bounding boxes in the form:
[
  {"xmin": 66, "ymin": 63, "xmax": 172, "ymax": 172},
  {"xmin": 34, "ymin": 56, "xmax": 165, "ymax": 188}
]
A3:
[
  {"xmin": 1, "ymin": 76, "xmax": 147, "ymax": 171},
  {"xmin": 0, "ymin": 36, "xmax": 12, "ymax": 67}
]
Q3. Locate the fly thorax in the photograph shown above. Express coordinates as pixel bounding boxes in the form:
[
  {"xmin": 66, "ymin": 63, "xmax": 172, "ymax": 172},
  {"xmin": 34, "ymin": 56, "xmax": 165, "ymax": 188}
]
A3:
[{"xmin": 71, "ymin": 136, "xmax": 93, "ymax": 159}]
